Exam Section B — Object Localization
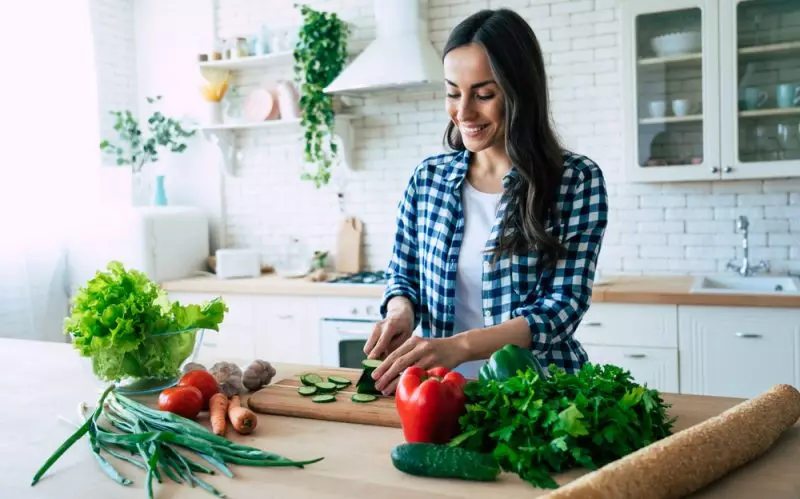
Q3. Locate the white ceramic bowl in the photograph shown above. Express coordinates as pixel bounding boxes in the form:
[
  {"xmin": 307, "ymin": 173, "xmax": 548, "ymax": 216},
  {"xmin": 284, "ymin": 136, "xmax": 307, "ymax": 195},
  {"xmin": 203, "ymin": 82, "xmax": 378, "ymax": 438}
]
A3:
[{"xmin": 651, "ymin": 31, "xmax": 701, "ymax": 57}]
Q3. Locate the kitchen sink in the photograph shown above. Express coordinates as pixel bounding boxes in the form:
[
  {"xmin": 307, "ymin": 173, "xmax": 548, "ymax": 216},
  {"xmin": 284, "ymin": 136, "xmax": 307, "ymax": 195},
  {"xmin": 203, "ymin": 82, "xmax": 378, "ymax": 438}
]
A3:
[{"xmin": 690, "ymin": 275, "xmax": 800, "ymax": 295}]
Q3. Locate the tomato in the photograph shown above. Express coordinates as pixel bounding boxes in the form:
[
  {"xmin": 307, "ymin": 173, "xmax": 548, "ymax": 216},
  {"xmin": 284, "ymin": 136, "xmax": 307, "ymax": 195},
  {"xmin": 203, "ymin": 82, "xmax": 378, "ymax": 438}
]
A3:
[
  {"xmin": 158, "ymin": 386, "xmax": 203, "ymax": 419},
  {"xmin": 178, "ymin": 370, "xmax": 220, "ymax": 409}
]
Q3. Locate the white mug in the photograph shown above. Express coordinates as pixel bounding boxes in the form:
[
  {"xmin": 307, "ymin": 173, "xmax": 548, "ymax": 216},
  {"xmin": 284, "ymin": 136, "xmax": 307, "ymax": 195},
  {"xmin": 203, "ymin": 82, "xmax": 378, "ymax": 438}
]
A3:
[
  {"xmin": 672, "ymin": 99, "xmax": 692, "ymax": 117},
  {"xmin": 649, "ymin": 100, "xmax": 666, "ymax": 118}
]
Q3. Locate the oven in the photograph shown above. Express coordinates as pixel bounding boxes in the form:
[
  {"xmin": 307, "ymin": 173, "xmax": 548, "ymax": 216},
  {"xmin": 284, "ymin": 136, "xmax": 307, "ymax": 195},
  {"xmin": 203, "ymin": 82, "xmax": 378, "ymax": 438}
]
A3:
[{"xmin": 320, "ymin": 317, "xmax": 375, "ymax": 369}]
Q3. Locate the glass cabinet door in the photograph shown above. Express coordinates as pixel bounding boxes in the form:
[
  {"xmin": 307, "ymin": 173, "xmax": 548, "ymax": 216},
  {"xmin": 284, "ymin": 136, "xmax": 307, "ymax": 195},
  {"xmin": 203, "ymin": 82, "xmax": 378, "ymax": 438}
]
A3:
[
  {"xmin": 623, "ymin": 0, "xmax": 720, "ymax": 182},
  {"xmin": 721, "ymin": 0, "xmax": 800, "ymax": 178}
]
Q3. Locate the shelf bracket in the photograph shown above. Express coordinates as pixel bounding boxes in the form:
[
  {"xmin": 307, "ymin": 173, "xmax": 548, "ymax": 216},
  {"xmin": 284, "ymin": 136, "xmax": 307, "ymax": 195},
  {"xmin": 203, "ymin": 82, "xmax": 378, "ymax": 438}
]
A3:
[
  {"xmin": 200, "ymin": 129, "xmax": 237, "ymax": 178},
  {"xmin": 331, "ymin": 115, "xmax": 355, "ymax": 172}
]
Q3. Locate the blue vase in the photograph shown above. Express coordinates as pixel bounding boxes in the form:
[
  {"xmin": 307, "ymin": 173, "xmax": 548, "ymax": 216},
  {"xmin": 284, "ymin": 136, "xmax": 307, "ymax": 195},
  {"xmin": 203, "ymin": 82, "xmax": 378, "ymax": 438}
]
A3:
[{"xmin": 153, "ymin": 175, "xmax": 168, "ymax": 206}]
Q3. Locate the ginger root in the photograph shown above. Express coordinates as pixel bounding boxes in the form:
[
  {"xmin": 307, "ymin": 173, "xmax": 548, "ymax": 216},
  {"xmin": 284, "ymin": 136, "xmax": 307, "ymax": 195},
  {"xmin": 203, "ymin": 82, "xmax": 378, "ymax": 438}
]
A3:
[{"xmin": 243, "ymin": 359, "xmax": 277, "ymax": 392}]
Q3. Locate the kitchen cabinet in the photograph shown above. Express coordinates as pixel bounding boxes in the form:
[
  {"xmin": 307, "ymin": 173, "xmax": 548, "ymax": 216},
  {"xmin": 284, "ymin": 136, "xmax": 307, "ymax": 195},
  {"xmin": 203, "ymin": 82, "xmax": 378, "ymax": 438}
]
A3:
[
  {"xmin": 255, "ymin": 296, "xmax": 320, "ymax": 365},
  {"xmin": 622, "ymin": 0, "xmax": 800, "ymax": 182},
  {"xmin": 575, "ymin": 303, "xmax": 680, "ymax": 392},
  {"xmin": 678, "ymin": 305, "xmax": 800, "ymax": 398}
]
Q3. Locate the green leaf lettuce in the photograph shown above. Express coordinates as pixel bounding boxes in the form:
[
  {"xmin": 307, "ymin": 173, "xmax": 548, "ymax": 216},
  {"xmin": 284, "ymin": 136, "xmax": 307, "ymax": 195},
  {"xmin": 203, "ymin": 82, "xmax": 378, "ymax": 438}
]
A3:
[{"xmin": 65, "ymin": 261, "xmax": 227, "ymax": 381}]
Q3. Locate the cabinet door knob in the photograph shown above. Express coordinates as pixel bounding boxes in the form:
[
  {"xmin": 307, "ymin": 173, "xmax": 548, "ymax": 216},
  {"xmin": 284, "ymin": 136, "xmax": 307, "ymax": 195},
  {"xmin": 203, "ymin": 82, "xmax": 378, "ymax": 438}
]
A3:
[
  {"xmin": 724, "ymin": 166, "xmax": 733, "ymax": 173},
  {"xmin": 624, "ymin": 353, "xmax": 647, "ymax": 359},
  {"xmin": 735, "ymin": 332, "xmax": 762, "ymax": 339},
  {"xmin": 711, "ymin": 166, "xmax": 720, "ymax": 173}
]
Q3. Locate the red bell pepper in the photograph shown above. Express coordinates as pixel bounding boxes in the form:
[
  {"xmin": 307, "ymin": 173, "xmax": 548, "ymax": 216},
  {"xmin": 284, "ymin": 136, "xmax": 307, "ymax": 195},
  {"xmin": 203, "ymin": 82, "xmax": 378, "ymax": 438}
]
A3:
[{"xmin": 395, "ymin": 366, "xmax": 467, "ymax": 444}]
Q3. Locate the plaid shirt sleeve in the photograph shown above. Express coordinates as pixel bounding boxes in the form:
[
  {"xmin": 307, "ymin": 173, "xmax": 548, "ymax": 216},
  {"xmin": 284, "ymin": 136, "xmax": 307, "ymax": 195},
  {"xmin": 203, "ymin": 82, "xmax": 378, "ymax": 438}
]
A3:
[
  {"xmin": 513, "ymin": 160, "xmax": 608, "ymax": 352},
  {"xmin": 380, "ymin": 169, "xmax": 422, "ymax": 326}
]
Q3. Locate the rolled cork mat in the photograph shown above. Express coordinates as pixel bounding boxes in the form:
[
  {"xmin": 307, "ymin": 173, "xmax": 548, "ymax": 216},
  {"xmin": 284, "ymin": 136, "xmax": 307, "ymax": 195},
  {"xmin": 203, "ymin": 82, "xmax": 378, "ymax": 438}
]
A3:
[{"xmin": 543, "ymin": 384, "xmax": 800, "ymax": 499}]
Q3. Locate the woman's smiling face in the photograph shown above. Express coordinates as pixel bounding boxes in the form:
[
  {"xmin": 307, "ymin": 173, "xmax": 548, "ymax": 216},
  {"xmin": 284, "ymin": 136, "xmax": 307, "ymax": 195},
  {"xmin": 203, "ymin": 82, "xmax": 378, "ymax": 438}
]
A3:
[{"xmin": 444, "ymin": 43, "xmax": 506, "ymax": 153}]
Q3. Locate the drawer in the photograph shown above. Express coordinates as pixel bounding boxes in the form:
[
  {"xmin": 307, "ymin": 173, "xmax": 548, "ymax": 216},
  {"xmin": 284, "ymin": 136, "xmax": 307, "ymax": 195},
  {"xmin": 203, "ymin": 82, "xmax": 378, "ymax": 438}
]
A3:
[
  {"xmin": 582, "ymin": 344, "xmax": 679, "ymax": 393},
  {"xmin": 575, "ymin": 303, "xmax": 677, "ymax": 348}
]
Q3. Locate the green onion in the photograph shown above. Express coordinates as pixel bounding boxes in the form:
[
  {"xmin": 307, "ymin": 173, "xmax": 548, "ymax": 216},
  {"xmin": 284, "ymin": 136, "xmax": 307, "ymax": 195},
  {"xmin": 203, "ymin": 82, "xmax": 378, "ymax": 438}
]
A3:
[{"xmin": 30, "ymin": 385, "xmax": 324, "ymax": 499}]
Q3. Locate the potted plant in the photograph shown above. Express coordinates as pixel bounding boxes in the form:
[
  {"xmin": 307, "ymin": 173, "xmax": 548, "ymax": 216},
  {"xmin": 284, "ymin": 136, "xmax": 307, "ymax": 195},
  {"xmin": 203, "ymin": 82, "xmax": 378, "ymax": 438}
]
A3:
[
  {"xmin": 99, "ymin": 96, "xmax": 196, "ymax": 205},
  {"xmin": 293, "ymin": 3, "xmax": 350, "ymax": 188}
]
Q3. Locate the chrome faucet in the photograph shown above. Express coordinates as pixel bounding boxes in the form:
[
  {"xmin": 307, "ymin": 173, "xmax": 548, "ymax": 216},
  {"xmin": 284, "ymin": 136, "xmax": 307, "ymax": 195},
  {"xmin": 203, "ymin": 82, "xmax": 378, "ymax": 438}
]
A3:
[{"xmin": 726, "ymin": 215, "xmax": 769, "ymax": 277}]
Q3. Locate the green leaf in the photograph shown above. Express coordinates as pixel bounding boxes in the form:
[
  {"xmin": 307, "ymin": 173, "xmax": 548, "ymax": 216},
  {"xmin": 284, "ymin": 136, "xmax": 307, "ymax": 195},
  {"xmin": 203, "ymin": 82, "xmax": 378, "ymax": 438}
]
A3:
[{"xmin": 555, "ymin": 404, "xmax": 589, "ymax": 438}]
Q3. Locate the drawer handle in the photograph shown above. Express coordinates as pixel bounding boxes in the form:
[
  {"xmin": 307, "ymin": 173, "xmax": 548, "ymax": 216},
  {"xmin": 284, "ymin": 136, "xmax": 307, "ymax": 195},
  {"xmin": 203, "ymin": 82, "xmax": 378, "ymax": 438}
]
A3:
[
  {"xmin": 624, "ymin": 353, "xmax": 647, "ymax": 359},
  {"xmin": 204, "ymin": 342, "xmax": 218, "ymax": 347},
  {"xmin": 277, "ymin": 314, "xmax": 294, "ymax": 320},
  {"xmin": 735, "ymin": 332, "xmax": 762, "ymax": 339},
  {"xmin": 583, "ymin": 321, "xmax": 603, "ymax": 327}
]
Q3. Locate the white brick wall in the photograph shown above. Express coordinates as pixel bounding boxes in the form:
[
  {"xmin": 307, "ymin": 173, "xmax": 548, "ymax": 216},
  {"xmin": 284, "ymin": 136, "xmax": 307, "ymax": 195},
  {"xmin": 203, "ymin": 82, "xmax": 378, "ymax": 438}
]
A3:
[
  {"xmin": 90, "ymin": 0, "xmax": 138, "ymax": 149},
  {"xmin": 101, "ymin": 0, "xmax": 800, "ymax": 275}
]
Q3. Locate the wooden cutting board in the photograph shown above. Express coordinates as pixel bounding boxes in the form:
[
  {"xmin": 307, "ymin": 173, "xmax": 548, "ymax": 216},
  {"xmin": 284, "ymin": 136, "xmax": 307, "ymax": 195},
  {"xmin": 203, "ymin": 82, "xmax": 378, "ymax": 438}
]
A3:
[
  {"xmin": 247, "ymin": 367, "xmax": 401, "ymax": 428},
  {"xmin": 335, "ymin": 216, "xmax": 363, "ymax": 274}
]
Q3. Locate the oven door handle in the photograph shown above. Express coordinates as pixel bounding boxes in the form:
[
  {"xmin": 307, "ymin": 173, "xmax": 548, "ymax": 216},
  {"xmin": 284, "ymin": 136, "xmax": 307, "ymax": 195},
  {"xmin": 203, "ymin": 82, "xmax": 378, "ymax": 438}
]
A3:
[{"xmin": 333, "ymin": 328, "xmax": 373, "ymax": 336}]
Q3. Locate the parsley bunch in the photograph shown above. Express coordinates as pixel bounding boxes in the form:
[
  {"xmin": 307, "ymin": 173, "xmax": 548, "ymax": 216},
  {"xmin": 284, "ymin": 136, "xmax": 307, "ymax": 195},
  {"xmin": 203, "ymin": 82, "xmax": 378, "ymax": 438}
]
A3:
[{"xmin": 449, "ymin": 363, "xmax": 676, "ymax": 489}]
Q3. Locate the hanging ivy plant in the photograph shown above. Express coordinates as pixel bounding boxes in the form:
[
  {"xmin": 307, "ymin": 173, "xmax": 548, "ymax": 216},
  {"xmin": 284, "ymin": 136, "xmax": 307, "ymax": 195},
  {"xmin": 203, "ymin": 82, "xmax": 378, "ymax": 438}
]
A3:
[{"xmin": 293, "ymin": 3, "xmax": 350, "ymax": 188}]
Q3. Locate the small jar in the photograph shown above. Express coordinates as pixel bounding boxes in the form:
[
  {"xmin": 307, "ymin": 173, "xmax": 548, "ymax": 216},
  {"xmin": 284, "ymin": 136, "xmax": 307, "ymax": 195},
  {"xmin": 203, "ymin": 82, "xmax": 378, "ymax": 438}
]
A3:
[{"xmin": 231, "ymin": 37, "xmax": 249, "ymax": 58}]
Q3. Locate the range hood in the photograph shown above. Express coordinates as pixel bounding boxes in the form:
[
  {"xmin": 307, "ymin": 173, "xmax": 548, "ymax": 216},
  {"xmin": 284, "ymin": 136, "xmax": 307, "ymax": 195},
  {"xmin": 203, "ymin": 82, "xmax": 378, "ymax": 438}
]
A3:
[{"xmin": 324, "ymin": 0, "xmax": 444, "ymax": 95}]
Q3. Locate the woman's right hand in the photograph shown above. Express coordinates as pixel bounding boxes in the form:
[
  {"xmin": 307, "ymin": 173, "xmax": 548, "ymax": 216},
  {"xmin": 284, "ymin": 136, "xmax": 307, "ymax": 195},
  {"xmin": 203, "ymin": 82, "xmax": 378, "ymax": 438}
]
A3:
[{"xmin": 363, "ymin": 299, "xmax": 415, "ymax": 360}]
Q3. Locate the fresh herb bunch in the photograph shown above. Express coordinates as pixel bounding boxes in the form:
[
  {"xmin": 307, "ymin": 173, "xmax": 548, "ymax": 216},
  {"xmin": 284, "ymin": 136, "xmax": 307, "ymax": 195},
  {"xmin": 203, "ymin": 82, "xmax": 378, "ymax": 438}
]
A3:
[
  {"xmin": 449, "ymin": 363, "xmax": 676, "ymax": 489},
  {"xmin": 293, "ymin": 3, "xmax": 350, "ymax": 188},
  {"xmin": 65, "ymin": 261, "xmax": 227, "ymax": 382}
]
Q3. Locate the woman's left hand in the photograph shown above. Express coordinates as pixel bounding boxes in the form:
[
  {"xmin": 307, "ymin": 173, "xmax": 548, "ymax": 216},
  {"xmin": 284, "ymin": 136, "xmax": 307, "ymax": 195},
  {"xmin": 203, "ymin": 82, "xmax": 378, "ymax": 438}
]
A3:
[{"xmin": 371, "ymin": 336, "xmax": 467, "ymax": 395}]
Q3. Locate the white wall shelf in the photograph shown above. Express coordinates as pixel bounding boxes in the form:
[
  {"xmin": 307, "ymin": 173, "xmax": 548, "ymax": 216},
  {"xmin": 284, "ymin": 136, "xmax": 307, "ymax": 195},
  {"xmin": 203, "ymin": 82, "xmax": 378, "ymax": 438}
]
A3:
[
  {"xmin": 199, "ymin": 51, "xmax": 294, "ymax": 71},
  {"xmin": 196, "ymin": 114, "xmax": 357, "ymax": 177}
]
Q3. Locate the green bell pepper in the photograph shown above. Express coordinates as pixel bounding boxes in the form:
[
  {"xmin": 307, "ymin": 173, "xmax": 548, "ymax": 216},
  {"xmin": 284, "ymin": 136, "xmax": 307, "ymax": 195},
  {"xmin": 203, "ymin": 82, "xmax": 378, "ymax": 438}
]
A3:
[{"xmin": 478, "ymin": 344, "xmax": 549, "ymax": 382}]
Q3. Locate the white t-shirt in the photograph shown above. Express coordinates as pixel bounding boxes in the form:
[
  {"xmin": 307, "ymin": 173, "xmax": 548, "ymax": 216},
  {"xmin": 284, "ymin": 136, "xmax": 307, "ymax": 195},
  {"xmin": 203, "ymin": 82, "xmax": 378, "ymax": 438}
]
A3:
[{"xmin": 452, "ymin": 180, "xmax": 503, "ymax": 379}]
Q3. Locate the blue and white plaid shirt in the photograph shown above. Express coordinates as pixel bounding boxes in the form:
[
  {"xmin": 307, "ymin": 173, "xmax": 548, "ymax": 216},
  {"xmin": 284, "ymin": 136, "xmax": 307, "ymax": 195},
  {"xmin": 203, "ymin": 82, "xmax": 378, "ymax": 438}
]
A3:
[{"xmin": 380, "ymin": 149, "xmax": 608, "ymax": 373}]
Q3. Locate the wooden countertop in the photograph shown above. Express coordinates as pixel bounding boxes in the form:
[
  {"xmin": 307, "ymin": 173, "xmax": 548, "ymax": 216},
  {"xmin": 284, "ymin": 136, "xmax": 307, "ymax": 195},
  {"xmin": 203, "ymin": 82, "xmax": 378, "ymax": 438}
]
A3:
[
  {"xmin": 161, "ymin": 274, "xmax": 800, "ymax": 308},
  {"xmin": 6, "ymin": 338, "xmax": 800, "ymax": 498}
]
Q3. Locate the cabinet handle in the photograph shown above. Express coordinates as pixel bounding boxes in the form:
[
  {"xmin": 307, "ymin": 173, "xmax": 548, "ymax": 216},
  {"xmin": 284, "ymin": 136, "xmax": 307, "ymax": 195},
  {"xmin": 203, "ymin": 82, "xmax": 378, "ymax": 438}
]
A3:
[
  {"xmin": 277, "ymin": 314, "xmax": 294, "ymax": 320},
  {"xmin": 711, "ymin": 166, "xmax": 720, "ymax": 173},
  {"xmin": 735, "ymin": 332, "xmax": 762, "ymax": 339},
  {"xmin": 724, "ymin": 166, "xmax": 733, "ymax": 173},
  {"xmin": 204, "ymin": 342, "xmax": 218, "ymax": 347},
  {"xmin": 624, "ymin": 353, "xmax": 647, "ymax": 359},
  {"xmin": 583, "ymin": 321, "xmax": 603, "ymax": 327}
]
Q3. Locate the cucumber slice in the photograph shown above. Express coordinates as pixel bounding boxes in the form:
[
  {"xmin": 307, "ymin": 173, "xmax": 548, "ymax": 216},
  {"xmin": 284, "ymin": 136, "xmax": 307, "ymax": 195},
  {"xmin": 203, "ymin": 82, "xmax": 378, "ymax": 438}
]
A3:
[
  {"xmin": 327, "ymin": 375, "xmax": 352, "ymax": 385},
  {"xmin": 361, "ymin": 359, "xmax": 383, "ymax": 369},
  {"xmin": 351, "ymin": 393, "xmax": 377, "ymax": 403},
  {"xmin": 333, "ymin": 383, "xmax": 350, "ymax": 391},
  {"xmin": 297, "ymin": 386, "xmax": 317, "ymax": 396},
  {"xmin": 314, "ymin": 381, "xmax": 338, "ymax": 393},
  {"xmin": 311, "ymin": 394, "xmax": 336, "ymax": 403},
  {"xmin": 301, "ymin": 373, "xmax": 324, "ymax": 386}
]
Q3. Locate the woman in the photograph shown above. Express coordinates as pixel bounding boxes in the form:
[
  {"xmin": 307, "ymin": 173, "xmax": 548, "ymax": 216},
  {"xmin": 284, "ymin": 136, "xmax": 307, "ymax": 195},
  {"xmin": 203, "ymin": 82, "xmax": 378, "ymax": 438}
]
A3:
[{"xmin": 364, "ymin": 8, "xmax": 608, "ymax": 395}]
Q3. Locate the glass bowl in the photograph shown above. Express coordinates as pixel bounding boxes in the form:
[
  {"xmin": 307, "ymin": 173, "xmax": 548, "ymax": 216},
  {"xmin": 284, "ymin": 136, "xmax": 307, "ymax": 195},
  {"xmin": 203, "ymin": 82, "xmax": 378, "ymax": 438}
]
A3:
[{"xmin": 72, "ymin": 327, "xmax": 206, "ymax": 395}]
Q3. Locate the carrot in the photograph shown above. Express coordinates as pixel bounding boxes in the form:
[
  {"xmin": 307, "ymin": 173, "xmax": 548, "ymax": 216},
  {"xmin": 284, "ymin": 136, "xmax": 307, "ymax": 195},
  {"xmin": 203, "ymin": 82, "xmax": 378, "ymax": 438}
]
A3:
[
  {"xmin": 209, "ymin": 392, "xmax": 229, "ymax": 436},
  {"xmin": 227, "ymin": 395, "xmax": 258, "ymax": 435}
]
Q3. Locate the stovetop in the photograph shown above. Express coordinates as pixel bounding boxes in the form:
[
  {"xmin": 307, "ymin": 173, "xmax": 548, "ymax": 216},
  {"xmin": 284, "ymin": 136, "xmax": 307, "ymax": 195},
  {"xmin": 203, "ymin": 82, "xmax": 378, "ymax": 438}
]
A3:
[{"xmin": 328, "ymin": 270, "xmax": 387, "ymax": 284}]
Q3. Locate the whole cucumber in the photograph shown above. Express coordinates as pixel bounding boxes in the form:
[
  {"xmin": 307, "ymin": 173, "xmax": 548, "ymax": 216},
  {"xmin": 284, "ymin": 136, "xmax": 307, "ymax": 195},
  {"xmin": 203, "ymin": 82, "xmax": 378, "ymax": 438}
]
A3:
[{"xmin": 390, "ymin": 443, "xmax": 500, "ymax": 482}]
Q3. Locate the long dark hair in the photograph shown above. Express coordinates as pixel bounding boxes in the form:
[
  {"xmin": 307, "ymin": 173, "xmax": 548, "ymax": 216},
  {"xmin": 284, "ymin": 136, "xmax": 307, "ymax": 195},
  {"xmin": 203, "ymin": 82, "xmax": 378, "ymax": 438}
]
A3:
[{"xmin": 443, "ymin": 9, "xmax": 565, "ymax": 268}]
